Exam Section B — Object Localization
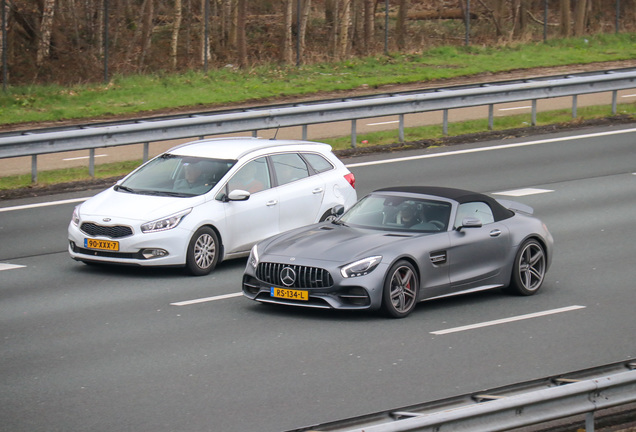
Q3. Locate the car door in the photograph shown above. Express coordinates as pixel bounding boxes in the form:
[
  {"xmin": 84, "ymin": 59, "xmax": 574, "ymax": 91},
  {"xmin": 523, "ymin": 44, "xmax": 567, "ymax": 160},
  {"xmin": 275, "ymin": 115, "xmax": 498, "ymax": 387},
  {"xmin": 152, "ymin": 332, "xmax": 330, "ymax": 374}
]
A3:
[
  {"xmin": 220, "ymin": 157, "xmax": 280, "ymax": 255},
  {"xmin": 448, "ymin": 201, "xmax": 510, "ymax": 289},
  {"xmin": 270, "ymin": 153, "xmax": 326, "ymax": 232}
]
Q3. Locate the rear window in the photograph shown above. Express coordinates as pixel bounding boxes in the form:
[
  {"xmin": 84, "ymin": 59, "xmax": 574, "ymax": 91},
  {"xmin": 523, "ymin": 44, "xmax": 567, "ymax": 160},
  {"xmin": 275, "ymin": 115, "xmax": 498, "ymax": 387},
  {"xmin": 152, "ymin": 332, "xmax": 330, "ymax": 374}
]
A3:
[{"xmin": 302, "ymin": 153, "xmax": 334, "ymax": 174}]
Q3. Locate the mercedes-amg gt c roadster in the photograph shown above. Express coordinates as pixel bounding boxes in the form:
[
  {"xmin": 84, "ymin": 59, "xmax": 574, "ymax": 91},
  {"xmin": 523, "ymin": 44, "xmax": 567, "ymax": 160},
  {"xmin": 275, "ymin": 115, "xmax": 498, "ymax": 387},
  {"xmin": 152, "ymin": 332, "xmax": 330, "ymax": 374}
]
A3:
[{"xmin": 243, "ymin": 186, "xmax": 553, "ymax": 318}]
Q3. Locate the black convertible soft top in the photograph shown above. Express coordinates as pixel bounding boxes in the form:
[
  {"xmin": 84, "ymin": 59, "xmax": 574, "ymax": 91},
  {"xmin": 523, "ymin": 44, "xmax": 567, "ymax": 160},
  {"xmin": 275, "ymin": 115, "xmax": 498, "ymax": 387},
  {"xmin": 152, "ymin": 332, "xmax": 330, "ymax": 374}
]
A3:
[{"xmin": 374, "ymin": 186, "xmax": 514, "ymax": 222}]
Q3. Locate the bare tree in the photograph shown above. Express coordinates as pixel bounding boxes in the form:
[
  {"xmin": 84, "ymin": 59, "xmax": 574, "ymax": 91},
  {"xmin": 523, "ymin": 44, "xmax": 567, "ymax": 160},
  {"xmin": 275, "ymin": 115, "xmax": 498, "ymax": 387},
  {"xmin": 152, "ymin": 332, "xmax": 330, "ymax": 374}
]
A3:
[
  {"xmin": 337, "ymin": 0, "xmax": 351, "ymax": 59},
  {"xmin": 298, "ymin": 0, "xmax": 312, "ymax": 63},
  {"xmin": 37, "ymin": 0, "xmax": 56, "ymax": 66},
  {"xmin": 171, "ymin": 0, "xmax": 183, "ymax": 69},
  {"xmin": 363, "ymin": 0, "xmax": 374, "ymax": 54},
  {"xmin": 560, "ymin": 0, "xmax": 571, "ymax": 37},
  {"xmin": 396, "ymin": 0, "xmax": 408, "ymax": 50},
  {"xmin": 283, "ymin": 0, "xmax": 293, "ymax": 63},
  {"xmin": 236, "ymin": 0, "xmax": 246, "ymax": 67},
  {"xmin": 573, "ymin": 0, "xmax": 590, "ymax": 35}
]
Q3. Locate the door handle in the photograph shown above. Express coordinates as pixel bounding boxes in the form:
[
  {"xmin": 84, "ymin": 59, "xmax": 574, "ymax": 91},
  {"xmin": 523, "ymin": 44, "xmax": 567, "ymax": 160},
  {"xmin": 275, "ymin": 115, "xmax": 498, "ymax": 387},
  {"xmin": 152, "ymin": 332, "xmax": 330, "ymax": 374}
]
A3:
[
  {"xmin": 489, "ymin": 229, "xmax": 502, "ymax": 237},
  {"xmin": 312, "ymin": 188, "xmax": 324, "ymax": 194},
  {"xmin": 266, "ymin": 200, "xmax": 278, "ymax": 206}
]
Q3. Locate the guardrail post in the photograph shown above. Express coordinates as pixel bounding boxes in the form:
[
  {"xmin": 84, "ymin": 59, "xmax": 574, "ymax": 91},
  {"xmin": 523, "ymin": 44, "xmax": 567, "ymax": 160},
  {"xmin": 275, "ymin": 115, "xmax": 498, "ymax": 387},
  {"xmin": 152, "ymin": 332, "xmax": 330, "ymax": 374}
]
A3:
[
  {"xmin": 488, "ymin": 104, "xmax": 494, "ymax": 130},
  {"xmin": 443, "ymin": 109, "xmax": 449, "ymax": 136},
  {"xmin": 89, "ymin": 148, "xmax": 95, "ymax": 177},
  {"xmin": 31, "ymin": 155, "xmax": 37, "ymax": 183},
  {"xmin": 351, "ymin": 120, "xmax": 357, "ymax": 148},
  {"xmin": 399, "ymin": 114, "xmax": 405, "ymax": 142},
  {"xmin": 252, "ymin": 130, "xmax": 258, "ymax": 138},
  {"xmin": 572, "ymin": 95, "xmax": 578, "ymax": 118},
  {"xmin": 586, "ymin": 412, "xmax": 595, "ymax": 432},
  {"xmin": 612, "ymin": 90, "xmax": 618, "ymax": 114},
  {"xmin": 302, "ymin": 124, "xmax": 308, "ymax": 140},
  {"xmin": 532, "ymin": 100, "xmax": 537, "ymax": 126},
  {"xmin": 143, "ymin": 142, "xmax": 149, "ymax": 163}
]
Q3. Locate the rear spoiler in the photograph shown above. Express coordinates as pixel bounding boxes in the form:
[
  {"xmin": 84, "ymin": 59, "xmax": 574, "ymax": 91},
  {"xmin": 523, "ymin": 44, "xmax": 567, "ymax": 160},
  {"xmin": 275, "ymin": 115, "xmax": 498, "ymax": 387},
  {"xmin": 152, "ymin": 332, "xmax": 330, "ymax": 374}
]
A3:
[{"xmin": 496, "ymin": 199, "xmax": 534, "ymax": 215}]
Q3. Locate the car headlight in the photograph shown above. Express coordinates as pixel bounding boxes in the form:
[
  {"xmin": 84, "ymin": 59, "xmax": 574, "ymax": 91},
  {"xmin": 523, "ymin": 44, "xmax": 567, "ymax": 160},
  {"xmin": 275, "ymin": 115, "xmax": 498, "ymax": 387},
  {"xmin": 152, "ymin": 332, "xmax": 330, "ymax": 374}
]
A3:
[
  {"xmin": 141, "ymin": 209, "xmax": 192, "ymax": 233},
  {"xmin": 249, "ymin": 244, "xmax": 260, "ymax": 269},
  {"xmin": 71, "ymin": 206, "xmax": 80, "ymax": 226},
  {"xmin": 341, "ymin": 256, "xmax": 382, "ymax": 278}
]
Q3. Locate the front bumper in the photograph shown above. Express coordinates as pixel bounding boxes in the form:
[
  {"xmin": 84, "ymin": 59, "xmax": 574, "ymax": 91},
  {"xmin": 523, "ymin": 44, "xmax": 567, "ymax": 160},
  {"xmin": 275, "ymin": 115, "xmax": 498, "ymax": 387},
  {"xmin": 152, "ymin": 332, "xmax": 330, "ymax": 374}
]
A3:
[
  {"xmin": 242, "ymin": 259, "xmax": 387, "ymax": 311},
  {"xmin": 68, "ymin": 221, "xmax": 190, "ymax": 267}
]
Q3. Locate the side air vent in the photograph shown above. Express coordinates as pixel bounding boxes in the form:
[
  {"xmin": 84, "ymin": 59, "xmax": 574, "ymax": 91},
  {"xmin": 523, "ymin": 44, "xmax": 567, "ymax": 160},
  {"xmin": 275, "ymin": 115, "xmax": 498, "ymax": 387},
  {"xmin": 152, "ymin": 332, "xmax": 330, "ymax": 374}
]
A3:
[{"xmin": 430, "ymin": 250, "xmax": 447, "ymax": 265}]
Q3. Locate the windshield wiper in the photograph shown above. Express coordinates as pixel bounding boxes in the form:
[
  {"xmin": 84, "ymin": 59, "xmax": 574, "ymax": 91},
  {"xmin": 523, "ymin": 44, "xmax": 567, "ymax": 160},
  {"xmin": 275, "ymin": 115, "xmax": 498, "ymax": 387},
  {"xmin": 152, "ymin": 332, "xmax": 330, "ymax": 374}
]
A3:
[{"xmin": 114, "ymin": 185, "xmax": 136, "ymax": 194}]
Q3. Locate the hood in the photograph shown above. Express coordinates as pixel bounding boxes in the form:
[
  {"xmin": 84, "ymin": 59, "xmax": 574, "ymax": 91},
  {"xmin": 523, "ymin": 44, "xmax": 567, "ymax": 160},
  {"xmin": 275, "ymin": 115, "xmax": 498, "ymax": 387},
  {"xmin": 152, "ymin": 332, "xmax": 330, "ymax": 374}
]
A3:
[
  {"xmin": 79, "ymin": 187, "xmax": 205, "ymax": 221},
  {"xmin": 261, "ymin": 222, "xmax": 426, "ymax": 263}
]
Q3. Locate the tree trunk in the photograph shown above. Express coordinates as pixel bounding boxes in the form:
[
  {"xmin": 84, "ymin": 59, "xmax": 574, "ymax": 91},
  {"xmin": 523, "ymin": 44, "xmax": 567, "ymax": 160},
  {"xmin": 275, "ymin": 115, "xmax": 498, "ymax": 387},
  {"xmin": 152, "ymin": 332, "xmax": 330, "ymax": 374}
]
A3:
[
  {"xmin": 282, "ymin": 0, "xmax": 293, "ymax": 64},
  {"xmin": 37, "ymin": 0, "xmax": 56, "ymax": 66},
  {"xmin": 396, "ymin": 0, "xmax": 408, "ymax": 50},
  {"xmin": 298, "ymin": 0, "xmax": 312, "ymax": 64},
  {"xmin": 171, "ymin": 0, "xmax": 183, "ymax": 69},
  {"xmin": 337, "ymin": 0, "xmax": 351, "ymax": 59},
  {"xmin": 573, "ymin": 0, "xmax": 589, "ymax": 35},
  {"xmin": 363, "ymin": 0, "xmax": 374, "ymax": 54},
  {"xmin": 236, "ymin": 0, "xmax": 246, "ymax": 67},
  {"xmin": 559, "ymin": 0, "xmax": 571, "ymax": 37}
]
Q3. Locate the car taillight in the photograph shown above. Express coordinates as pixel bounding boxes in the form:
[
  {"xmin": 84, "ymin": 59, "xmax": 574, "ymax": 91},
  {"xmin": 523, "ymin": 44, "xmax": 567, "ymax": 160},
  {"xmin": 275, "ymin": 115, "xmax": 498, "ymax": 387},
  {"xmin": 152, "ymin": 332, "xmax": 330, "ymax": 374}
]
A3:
[{"xmin": 344, "ymin": 173, "xmax": 355, "ymax": 189}]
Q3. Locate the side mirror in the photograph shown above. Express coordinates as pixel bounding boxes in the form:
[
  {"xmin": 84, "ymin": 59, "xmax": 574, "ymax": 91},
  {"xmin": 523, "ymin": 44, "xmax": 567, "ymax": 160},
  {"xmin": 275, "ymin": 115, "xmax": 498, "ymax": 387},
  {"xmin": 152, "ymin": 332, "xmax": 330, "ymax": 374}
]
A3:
[
  {"xmin": 227, "ymin": 189, "xmax": 250, "ymax": 201},
  {"xmin": 332, "ymin": 205, "xmax": 345, "ymax": 217},
  {"xmin": 457, "ymin": 217, "xmax": 482, "ymax": 231}
]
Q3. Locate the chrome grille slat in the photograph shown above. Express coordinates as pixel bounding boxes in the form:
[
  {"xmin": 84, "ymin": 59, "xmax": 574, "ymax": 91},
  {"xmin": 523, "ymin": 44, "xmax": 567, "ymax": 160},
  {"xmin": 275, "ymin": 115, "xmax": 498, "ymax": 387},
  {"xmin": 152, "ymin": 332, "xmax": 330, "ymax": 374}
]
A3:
[{"xmin": 256, "ymin": 262, "xmax": 333, "ymax": 289}]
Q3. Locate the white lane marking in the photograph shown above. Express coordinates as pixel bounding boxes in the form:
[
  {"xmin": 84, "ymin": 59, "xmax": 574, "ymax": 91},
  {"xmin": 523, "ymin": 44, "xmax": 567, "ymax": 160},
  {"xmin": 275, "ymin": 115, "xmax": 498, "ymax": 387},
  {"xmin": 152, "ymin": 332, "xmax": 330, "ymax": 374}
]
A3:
[
  {"xmin": 0, "ymin": 263, "xmax": 26, "ymax": 271},
  {"xmin": 346, "ymin": 127, "xmax": 636, "ymax": 168},
  {"xmin": 498, "ymin": 106, "xmax": 531, "ymax": 112},
  {"xmin": 493, "ymin": 188, "xmax": 554, "ymax": 197},
  {"xmin": 171, "ymin": 292, "xmax": 244, "ymax": 306},
  {"xmin": 430, "ymin": 305, "xmax": 586, "ymax": 335},
  {"xmin": 621, "ymin": 94, "xmax": 636, "ymax": 98},
  {"xmin": 0, "ymin": 197, "xmax": 89, "ymax": 213},
  {"xmin": 367, "ymin": 120, "xmax": 399, "ymax": 126},
  {"xmin": 63, "ymin": 154, "xmax": 108, "ymax": 161}
]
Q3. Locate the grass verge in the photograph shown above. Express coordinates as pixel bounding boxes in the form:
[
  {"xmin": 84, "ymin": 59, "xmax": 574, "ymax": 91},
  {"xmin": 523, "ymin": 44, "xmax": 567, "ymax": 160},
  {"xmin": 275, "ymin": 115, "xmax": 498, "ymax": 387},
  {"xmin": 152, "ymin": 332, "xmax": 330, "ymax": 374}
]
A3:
[{"xmin": 1, "ymin": 33, "xmax": 635, "ymax": 126}]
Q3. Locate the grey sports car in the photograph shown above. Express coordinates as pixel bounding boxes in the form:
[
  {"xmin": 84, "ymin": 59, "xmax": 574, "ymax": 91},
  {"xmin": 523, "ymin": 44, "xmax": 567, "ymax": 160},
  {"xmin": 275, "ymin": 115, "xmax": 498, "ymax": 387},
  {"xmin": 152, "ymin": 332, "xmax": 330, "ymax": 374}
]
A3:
[{"xmin": 242, "ymin": 186, "xmax": 553, "ymax": 318}]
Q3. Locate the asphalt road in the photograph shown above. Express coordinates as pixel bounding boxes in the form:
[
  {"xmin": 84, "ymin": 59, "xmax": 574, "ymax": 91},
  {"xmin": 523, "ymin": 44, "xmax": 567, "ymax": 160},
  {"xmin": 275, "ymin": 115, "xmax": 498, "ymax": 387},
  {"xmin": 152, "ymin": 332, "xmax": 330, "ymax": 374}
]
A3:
[{"xmin": 1, "ymin": 123, "xmax": 635, "ymax": 432}]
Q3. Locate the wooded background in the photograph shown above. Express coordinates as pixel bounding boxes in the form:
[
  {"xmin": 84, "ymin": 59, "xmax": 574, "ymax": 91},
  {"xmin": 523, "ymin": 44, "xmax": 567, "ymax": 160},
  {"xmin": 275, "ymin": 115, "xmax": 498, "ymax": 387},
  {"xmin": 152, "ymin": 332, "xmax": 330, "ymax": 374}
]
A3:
[{"xmin": 1, "ymin": 0, "xmax": 635, "ymax": 85}]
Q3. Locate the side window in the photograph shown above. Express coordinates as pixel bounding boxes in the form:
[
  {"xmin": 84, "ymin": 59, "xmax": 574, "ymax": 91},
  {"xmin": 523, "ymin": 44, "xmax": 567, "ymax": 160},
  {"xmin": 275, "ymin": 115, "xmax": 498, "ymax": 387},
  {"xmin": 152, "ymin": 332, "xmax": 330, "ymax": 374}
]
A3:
[
  {"xmin": 227, "ymin": 157, "xmax": 270, "ymax": 194},
  {"xmin": 271, "ymin": 153, "xmax": 310, "ymax": 186},
  {"xmin": 454, "ymin": 202, "xmax": 495, "ymax": 227},
  {"xmin": 302, "ymin": 153, "xmax": 334, "ymax": 174}
]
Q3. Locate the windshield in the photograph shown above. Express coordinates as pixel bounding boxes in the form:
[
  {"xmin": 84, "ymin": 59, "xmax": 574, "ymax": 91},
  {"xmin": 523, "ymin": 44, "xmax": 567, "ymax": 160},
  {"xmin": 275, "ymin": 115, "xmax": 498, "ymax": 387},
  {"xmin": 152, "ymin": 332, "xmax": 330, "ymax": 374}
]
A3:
[
  {"xmin": 338, "ymin": 194, "xmax": 452, "ymax": 232},
  {"xmin": 118, "ymin": 154, "xmax": 236, "ymax": 197}
]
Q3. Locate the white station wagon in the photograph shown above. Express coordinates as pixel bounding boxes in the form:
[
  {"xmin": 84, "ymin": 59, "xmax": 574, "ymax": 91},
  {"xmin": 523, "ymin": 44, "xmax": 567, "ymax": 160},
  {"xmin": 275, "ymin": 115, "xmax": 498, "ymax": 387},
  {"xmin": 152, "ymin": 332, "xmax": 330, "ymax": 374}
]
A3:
[{"xmin": 68, "ymin": 137, "xmax": 357, "ymax": 275}]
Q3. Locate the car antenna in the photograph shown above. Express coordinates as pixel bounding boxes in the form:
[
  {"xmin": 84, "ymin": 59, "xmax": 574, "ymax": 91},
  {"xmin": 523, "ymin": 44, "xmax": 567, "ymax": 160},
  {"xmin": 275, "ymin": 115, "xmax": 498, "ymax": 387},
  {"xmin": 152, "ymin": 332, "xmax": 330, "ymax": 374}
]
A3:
[{"xmin": 270, "ymin": 128, "xmax": 280, "ymax": 140}]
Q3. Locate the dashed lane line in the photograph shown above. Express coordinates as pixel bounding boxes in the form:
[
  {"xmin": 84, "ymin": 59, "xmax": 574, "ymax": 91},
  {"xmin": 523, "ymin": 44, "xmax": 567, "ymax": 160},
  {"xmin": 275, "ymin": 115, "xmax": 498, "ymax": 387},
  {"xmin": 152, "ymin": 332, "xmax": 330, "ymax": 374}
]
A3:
[{"xmin": 430, "ymin": 305, "xmax": 586, "ymax": 335}]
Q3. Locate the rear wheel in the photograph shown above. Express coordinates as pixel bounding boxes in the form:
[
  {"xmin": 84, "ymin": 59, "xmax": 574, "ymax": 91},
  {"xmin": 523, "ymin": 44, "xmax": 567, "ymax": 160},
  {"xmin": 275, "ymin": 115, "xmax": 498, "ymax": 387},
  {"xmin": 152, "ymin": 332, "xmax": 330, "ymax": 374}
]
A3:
[
  {"xmin": 507, "ymin": 239, "xmax": 546, "ymax": 295},
  {"xmin": 381, "ymin": 260, "xmax": 418, "ymax": 318},
  {"xmin": 185, "ymin": 227, "xmax": 219, "ymax": 276}
]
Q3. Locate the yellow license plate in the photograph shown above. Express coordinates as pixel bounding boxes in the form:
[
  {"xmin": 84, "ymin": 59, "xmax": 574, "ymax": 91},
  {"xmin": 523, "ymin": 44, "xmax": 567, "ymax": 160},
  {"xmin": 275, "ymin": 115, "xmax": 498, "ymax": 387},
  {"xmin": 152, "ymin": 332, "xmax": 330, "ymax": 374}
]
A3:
[
  {"xmin": 270, "ymin": 287, "xmax": 309, "ymax": 301},
  {"xmin": 85, "ymin": 238, "xmax": 119, "ymax": 251}
]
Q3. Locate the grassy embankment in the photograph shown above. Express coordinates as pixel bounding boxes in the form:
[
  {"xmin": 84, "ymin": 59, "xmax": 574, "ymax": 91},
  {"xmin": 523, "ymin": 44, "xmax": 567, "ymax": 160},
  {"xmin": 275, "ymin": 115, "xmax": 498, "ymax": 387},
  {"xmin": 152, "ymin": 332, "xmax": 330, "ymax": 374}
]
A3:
[{"xmin": 1, "ymin": 33, "xmax": 635, "ymax": 190}]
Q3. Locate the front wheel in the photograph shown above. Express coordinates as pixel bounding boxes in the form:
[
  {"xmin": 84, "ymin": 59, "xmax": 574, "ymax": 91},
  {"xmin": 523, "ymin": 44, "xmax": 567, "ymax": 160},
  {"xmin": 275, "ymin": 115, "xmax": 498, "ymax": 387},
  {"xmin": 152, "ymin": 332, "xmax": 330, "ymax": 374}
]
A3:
[
  {"xmin": 185, "ymin": 227, "xmax": 219, "ymax": 276},
  {"xmin": 381, "ymin": 260, "xmax": 419, "ymax": 318},
  {"xmin": 507, "ymin": 239, "xmax": 546, "ymax": 295}
]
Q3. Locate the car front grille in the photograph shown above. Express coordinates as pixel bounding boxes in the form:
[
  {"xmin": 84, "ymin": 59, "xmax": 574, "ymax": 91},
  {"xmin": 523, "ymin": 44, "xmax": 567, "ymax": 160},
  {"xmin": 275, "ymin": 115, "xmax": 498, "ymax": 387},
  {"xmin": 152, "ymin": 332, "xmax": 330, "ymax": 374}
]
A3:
[
  {"xmin": 256, "ymin": 262, "xmax": 333, "ymax": 289},
  {"xmin": 81, "ymin": 222, "xmax": 133, "ymax": 239}
]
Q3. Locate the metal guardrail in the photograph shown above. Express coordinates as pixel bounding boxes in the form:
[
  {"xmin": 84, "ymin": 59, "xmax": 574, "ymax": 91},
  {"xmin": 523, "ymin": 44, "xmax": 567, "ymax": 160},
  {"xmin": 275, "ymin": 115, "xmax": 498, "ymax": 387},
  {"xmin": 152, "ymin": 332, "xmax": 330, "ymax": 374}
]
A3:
[
  {"xmin": 289, "ymin": 359, "xmax": 636, "ymax": 432},
  {"xmin": 1, "ymin": 69, "xmax": 636, "ymax": 181}
]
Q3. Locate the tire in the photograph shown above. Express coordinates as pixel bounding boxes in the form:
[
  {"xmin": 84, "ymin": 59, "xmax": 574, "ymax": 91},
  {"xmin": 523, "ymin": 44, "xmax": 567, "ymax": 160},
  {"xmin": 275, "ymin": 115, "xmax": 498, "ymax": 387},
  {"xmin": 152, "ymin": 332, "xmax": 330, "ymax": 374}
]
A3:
[
  {"xmin": 185, "ymin": 227, "xmax": 220, "ymax": 276},
  {"xmin": 507, "ymin": 239, "xmax": 546, "ymax": 295},
  {"xmin": 381, "ymin": 260, "xmax": 419, "ymax": 318},
  {"xmin": 319, "ymin": 209, "xmax": 338, "ymax": 222}
]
